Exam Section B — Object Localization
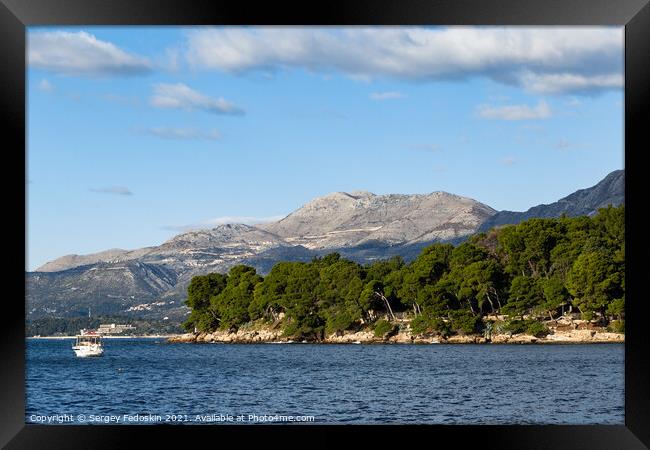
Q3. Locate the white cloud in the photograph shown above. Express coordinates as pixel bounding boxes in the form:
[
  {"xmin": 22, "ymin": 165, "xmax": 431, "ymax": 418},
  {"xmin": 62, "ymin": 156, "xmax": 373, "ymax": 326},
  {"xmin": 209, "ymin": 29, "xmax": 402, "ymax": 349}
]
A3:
[
  {"xmin": 28, "ymin": 31, "xmax": 152, "ymax": 76},
  {"xmin": 370, "ymin": 91, "xmax": 404, "ymax": 100},
  {"xmin": 37, "ymin": 79, "xmax": 54, "ymax": 92},
  {"xmin": 184, "ymin": 27, "xmax": 623, "ymax": 95},
  {"xmin": 477, "ymin": 100, "xmax": 551, "ymax": 121},
  {"xmin": 501, "ymin": 157, "xmax": 516, "ymax": 166},
  {"xmin": 150, "ymin": 83, "xmax": 244, "ymax": 115},
  {"xmin": 90, "ymin": 186, "xmax": 133, "ymax": 196},
  {"xmin": 138, "ymin": 126, "xmax": 221, "ymax": 141},
  {"xmin": 164, "ymin": 215, "xmax": 285, "ymax": 232},
  {"xmin": 518, "ymin": 72, "xmax": 623, "ymax": 95}
]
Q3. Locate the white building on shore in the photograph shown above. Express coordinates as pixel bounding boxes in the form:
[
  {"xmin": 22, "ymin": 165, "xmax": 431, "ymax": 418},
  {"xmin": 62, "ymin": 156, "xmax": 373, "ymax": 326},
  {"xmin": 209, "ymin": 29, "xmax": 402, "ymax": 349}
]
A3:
[{"xmin": 97, "ymin": 323, "xmax": 135, "ymax": 335}]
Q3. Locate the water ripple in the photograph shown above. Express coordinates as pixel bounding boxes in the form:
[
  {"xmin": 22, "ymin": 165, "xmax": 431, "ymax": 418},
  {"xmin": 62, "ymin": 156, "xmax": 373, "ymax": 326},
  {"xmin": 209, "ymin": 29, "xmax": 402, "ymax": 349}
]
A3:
[{"xmin": 26, "ymin": 340, "xmax": 624, "ymax": 425}]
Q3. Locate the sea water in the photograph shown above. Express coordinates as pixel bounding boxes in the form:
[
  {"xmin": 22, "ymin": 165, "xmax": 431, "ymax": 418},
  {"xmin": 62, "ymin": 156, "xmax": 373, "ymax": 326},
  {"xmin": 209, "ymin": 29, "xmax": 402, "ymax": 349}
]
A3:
[{"xmin": 25, "ymin": 339, "xmax": 624, "ymax": 424}]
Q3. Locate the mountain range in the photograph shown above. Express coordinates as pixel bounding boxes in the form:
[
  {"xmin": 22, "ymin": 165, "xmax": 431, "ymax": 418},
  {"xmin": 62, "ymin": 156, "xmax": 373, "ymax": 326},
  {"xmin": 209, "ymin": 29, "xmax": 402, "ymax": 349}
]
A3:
[
  {"xmin": 478, "ymin": 169, "xmax": 624, "ymax": 232},
  {"xmin": 26, "ymin": 170, "xmax": 624, "ymax": 323}
]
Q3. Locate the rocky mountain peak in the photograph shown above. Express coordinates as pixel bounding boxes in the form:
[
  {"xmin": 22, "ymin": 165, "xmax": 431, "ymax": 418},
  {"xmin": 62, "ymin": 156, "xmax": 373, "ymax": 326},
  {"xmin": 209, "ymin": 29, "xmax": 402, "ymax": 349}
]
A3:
[
  {"xmin": 163, "ymin": 223, "xmax": 258, "ymax": 245},
  {"xmin": 36, "ymin": 248, "xmax": 131, "ymax": 273},
  {"xmin": 349, "ymin": 190, "xmax": 375, "ymax": 199},
  {"xmin": 259, "ymin": 190, "xmax": 496, "ymax": 249}
]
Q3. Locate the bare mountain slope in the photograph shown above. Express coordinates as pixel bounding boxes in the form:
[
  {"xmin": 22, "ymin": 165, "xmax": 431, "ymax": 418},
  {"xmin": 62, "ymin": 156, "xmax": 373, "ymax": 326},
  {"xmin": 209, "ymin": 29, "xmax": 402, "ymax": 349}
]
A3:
[
  {"xmin": 479, "ymin": 170, "xmax": 624, "ymax": 232},
  {"xmin": 260, "ymin": 191, "xmax": 496, "ymax": 249},
  {"xmin": 28, "ymin": 191, "xmax": 496, "ymax": 319}
]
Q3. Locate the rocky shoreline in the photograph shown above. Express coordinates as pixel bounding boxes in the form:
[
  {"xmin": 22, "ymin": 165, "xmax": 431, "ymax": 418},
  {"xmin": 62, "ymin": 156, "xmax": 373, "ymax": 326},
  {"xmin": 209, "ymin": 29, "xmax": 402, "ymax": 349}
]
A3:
[{"xmin": 168, "ymin": 327, "xmax": 624, "ymax": 345}]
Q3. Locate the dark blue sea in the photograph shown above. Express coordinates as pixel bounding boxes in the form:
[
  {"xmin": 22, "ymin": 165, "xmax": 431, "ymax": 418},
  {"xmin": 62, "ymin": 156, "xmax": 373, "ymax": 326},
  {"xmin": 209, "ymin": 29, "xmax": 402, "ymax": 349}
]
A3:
[{"xmin": 26, "ymin": 339, "xmax": 624, "ymax": 425}]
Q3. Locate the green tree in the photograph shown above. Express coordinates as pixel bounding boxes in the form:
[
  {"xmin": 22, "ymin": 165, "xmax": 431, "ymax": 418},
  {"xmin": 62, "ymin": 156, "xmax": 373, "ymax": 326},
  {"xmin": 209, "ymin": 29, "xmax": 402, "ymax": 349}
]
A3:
[
  {"xmin": 592, "ymin": 205, "xmax": 624, "ymax": 251},
  {"xmin": 497, "ymin": 219, "xmax": 563, "ymax": 278},
  {"xmin": 503, "ymin": 275, "xmax": 544, "ymax": 317},
  {"xmin": 249, "ymin": 262, "xmax": 296, "ymax": 321},
  {"xmin": 373, "ymin": 319, "xmax": 397, "ymax": 338},
  {"xmin": 359, "ymin": 279, "xmax": 394, "ymax": 321},
  {"xmin": 538, "ymin": 275, "xmax": 570, "ymax": 320},
  {"xmin": 317, "ymin": 259, "xmax": 365, "ymax": 333},
  {"xmin": 456, "ymin": 260, "xmax": 506, "ymax": 315},
  {"xmin": 449, "ymin": 309, "xmax": 483, "ymax": 335},
  {"xmin": 365, "ymin": 256, "xmax": 405, "ymax": 283},
  {"xmin": 211, "ymin": 265, "xmax": 262, "ymax": 331},
  {"xmin": 281, "ymin": 263, "xmax": 323, "ymax": 339},
  {"xmin": 607, "ymin": 296, "xmax": 625, "ymax": 321},
  {"xmin": 567, "ymin": 251, "xmax": 623, "ymax": 320},
  {"xmin": 410, "ymin": 309, "xmax": 452, "ymax": 337},
  {"xmin": 182, "ymin": 272, "xmax": 228, "ymax": 332},
  {"xmin": 449, "ymin": 242, "xmax": 488, "ymax": 270},
  {"xmin": 362, "ymin": 257, "xmax": 406, "ymax": 321},
  {"xmin": 549, "ymin": 215, "xmax": 593, "ymax": 280},
  {"xmin": 398, "ymin": 243, "xmax": 453, "ymax": 315}
]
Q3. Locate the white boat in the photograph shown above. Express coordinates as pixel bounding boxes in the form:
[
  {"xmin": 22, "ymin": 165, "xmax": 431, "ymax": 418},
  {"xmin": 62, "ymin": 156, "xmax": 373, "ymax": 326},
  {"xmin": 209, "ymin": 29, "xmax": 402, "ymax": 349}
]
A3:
[{"xmin": 72, "ymin": 331, "xmax": 104, "ymax": 357}]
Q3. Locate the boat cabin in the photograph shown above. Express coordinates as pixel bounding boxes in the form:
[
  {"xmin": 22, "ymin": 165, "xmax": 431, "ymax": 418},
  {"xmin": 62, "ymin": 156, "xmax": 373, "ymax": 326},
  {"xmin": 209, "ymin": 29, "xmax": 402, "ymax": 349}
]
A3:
[{"xmin": 75, "ymin": 335, "xmax": 102, "ymax": 346}]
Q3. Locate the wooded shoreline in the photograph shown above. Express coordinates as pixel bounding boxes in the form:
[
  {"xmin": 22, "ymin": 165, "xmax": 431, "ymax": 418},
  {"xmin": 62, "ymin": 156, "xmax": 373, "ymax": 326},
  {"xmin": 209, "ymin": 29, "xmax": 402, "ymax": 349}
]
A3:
[
  {"xmin": 179, "ymin": 207, "xmax": 625, "ymax": 345},
  {"xmin": 26, "ymin": 330, "xmax": 624, "ymax": 343}
]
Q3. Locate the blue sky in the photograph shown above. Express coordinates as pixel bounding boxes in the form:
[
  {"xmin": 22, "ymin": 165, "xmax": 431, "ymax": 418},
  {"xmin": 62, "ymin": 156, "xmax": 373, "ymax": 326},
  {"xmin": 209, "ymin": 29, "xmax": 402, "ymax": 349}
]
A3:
[{"xmin": 27, "ymin": 26, "xmax": 624, "ymax": 270}]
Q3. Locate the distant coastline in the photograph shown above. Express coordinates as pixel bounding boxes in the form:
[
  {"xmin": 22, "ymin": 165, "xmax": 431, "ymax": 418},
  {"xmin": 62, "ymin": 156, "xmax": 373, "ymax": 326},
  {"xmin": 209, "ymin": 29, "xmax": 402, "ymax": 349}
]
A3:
[{"xmin": 28, "ymin": 334, "xmax": 182, "ymax": 340}]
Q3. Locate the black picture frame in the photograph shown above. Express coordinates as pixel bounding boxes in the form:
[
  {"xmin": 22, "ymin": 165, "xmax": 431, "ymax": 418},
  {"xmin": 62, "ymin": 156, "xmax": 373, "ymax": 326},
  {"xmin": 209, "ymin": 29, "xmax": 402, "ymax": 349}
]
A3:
[{"xmin": 3, "ymin": 1, "xmax": 649, "ymax": 448}]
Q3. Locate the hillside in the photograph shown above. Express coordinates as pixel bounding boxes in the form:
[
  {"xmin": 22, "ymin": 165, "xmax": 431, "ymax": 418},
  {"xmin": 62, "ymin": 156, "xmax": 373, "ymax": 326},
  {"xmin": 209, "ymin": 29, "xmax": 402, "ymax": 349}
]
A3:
[{"xmin": 479, "ymin": 170, "xmax": 624, "ymax": 232}]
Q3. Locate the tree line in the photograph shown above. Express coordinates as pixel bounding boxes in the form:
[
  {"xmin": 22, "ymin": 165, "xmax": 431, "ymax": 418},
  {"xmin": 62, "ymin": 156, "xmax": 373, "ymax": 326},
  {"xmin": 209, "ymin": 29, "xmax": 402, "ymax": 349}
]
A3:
[
  {"xmin": 26, "ymin": 316, "xmax": 184, "ymax": 336},
  {"xmin": 183, "ymin": 205, "xmax": 624, "ymax": 340}
]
